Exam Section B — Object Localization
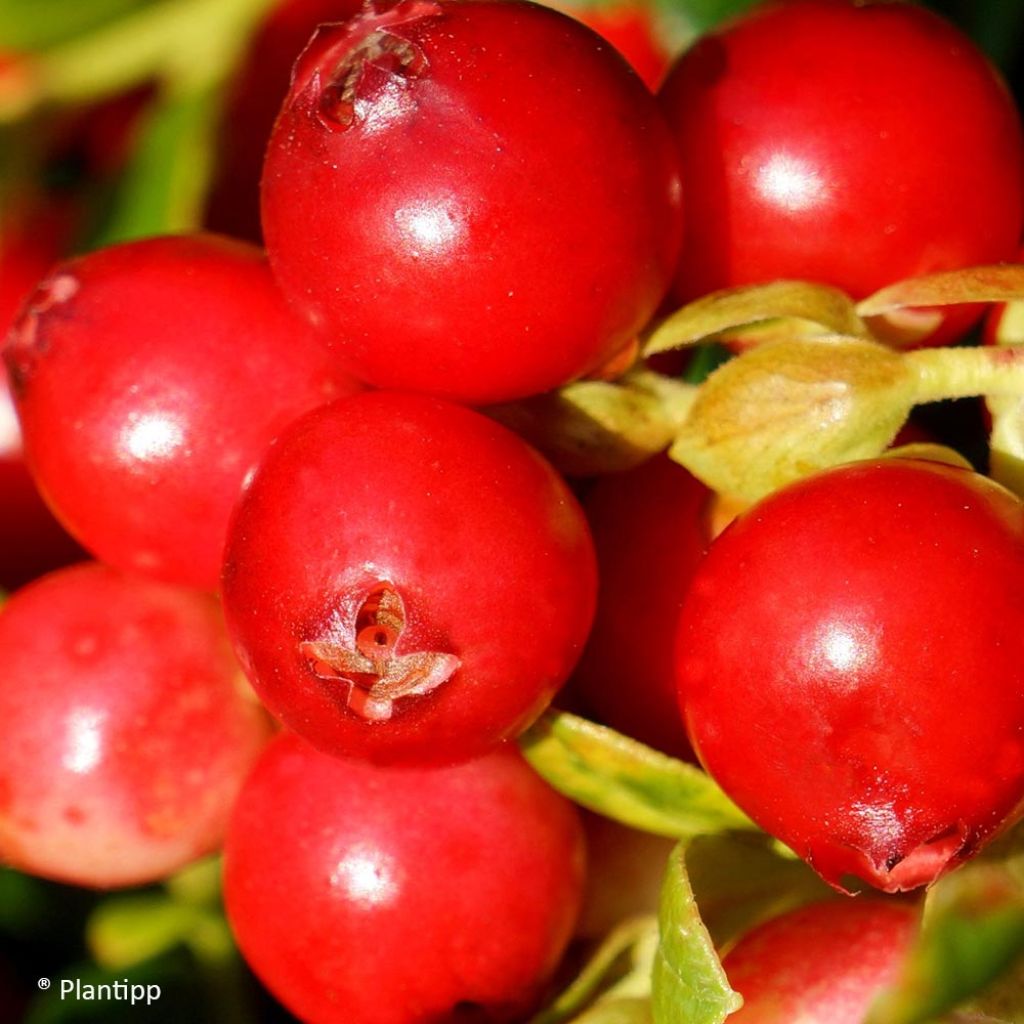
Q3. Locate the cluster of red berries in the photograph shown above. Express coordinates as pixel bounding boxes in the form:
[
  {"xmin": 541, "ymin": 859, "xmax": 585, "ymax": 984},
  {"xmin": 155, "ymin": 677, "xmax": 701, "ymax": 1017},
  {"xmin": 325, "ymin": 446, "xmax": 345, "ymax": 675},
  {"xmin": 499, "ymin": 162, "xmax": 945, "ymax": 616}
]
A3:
[{"xmin": 4, "ymin": 0, "xmax": 1024, "ymax": 1021}]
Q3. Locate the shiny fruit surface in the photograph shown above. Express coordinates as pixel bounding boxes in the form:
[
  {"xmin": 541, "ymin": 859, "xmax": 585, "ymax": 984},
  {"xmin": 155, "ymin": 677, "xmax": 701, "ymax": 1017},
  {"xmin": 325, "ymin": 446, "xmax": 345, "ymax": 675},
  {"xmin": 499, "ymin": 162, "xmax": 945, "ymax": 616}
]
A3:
[
  {"xmin": 0, "ymin": 563, "xmax": 269, "ymax": 888},
  {"xmin": 677, "ymin": 458, "xmax": 1024, "ymax": 892},
  {"xmin": 262, "ymin": 0, "xmax": 682, "ymax": 404},
  {"xmin": 224, "ymin": 733, "xmax": 586, "ymax": 1024},
  {"xmin": 658, "ymin": 0, "xmax": 1024, "ymax": 313},
  {"xmin": 222, "ymin": 390, "xmax": 598, "ymax": 764},
  {"xmin": 723, "ymin": 898, "xmax": 917, "ymax": 1023},
  {"xmin": 4, "ymin": 233, "xmax": 359, "ymax": 591}
]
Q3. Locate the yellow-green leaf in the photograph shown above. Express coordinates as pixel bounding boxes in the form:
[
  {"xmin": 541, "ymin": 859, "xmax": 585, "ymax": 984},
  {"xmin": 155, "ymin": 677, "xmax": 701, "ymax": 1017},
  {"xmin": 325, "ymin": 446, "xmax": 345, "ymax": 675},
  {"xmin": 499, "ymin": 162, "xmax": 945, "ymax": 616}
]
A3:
[
  {"xmin": 670, "ymin": 337, "xmax": 913, "ymax": 502},
  {"xmin": 644, "ymin": 281, "xmax": 867, "ymax": 357},
  {"xmin": 520, "ymin": 712, "xmax": 756, "ymax": 839},
  {"xmin": 858, "ymin": 265, "xmax": 1024, "ymax": 319},
  {"xmin": 651, "ymin": 843, "xmax": 743, "ymax": 1024}
]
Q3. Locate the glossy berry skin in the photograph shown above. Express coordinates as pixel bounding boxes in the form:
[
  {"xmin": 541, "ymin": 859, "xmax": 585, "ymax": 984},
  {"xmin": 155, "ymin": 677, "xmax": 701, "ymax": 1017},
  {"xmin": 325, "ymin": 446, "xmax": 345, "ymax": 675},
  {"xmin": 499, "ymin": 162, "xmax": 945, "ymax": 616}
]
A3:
[
  {"xmin": 222, "ymin": 391, "xmax": 598, "ymax": 764},
  {"xmin": 0, "ymin": 563, "xmax": 270, "ymax": 889},
  {"xmin": 261, "ymin": 0, "xmax": 683, "ymax": 405},
  {"xmin": 658, "ymin": 0, "xmax": 1024, "ymax": 313},
  {"xmin": 224, "ymin": 732, "xmax": 586, "ymax": 1024},
  {"xmin": 4, "ymin": 234, "xmax": 360, "ymax": 591},
  {"xmin": 573, "ymin": 455, "xmax": 708, "ymax": 758},
  {"xmin": 676, "ymin": 459, "xmax": 1024, "ymax": 892},
  {"xmin": 723, "ymin": 899, "xmax": 917, "ymax": 1023}
]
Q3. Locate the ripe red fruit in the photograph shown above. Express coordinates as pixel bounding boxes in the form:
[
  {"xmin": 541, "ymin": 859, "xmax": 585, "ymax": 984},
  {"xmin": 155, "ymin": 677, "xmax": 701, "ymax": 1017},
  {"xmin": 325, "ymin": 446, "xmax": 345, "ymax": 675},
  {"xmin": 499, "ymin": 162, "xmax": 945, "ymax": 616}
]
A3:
[
  {"xmin": 221, "ymin": 390, "xmax": 598, "ymax": 764},
  {"xmin": 658, "ymin": 0, "xmax": 1024, "ymax": 317},
  {"xmin": 3, "ymin": 233, "xmax": 360, "ymax": 591},
  {"xmin": 723, "ymin": 898, "xmax": 917, "ymax": 1023},
  {"xmin": 573, "ymin": 455, "xmax": 708, "ymax": 758},
  {"xmin": 261, "ymin": 0, "xmax": 682, "ymax": 404},
  {"xmin": 676, "ymin": 459, "xmax": 1024, "ymax": 892},
  {"xmin": 0, "ymin": 563, "xmax": 270, "ymax": 889},
  {"xmin": 224, "ymin": 732, "xmax": 586, "ymax": 1024}
]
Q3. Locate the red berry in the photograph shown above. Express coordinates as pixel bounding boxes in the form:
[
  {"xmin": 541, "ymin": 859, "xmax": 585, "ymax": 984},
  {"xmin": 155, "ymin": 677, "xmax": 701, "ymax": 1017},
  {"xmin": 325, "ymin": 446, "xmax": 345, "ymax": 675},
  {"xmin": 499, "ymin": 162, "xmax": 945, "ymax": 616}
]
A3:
[
  {"xmin": 3, "ymin": 233, "xmax": 360, "ymax": 591},
  {"xmin": 0, "ymin": 563, "xmax": 270, "ymax": 889},
  {"xmin": 723, "ymin": 898, "xmax": 917, "ymax": 1023},
  {"xmin": 224, "ymin": 732, "xmax": 586, "ymax": 1024},
  {"xmin": 573, "ymin": 455, "xmax": 708, "ymax": 757},
  {"xmin": 676, "ymin": 459, "xmax": 1024, "ymax": 892},
  {"xmin": 658, "ymin": 0, "xmax": 1024, "ymax": 318},
  {"xmin": 222, "ymin": 390, "xmax": 598, "ymax": 764},
  {"xmin": 261, "ymin": 0, "xmax": 682, "ymax": 404}
]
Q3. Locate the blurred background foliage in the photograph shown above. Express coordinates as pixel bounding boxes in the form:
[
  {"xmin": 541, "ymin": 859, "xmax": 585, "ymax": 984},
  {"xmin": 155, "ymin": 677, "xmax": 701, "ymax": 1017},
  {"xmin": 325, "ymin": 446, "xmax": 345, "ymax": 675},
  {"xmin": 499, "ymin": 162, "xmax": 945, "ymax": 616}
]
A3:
[{"xmin": 3, "ymin": 0, "xmax": 1024, "ymax": 1021}]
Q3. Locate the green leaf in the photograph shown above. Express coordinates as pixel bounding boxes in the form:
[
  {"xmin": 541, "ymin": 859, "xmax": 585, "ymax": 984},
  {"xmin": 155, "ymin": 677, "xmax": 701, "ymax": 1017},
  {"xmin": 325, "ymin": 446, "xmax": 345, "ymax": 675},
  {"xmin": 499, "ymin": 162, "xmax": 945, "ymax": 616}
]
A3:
[
  {"xmin": 866, "ymin": 824, "xmax": 1024, "ymax": 1024},
  {"xmin": 88, "ymin": 894, "xmax": 200, "ymax": 969},
  {"xmin": 0, "ymin": 0, "xmax": 154, "ymax": 52},
  {"xmin": 570, "ymin": 998, "xmax": 654, "ymax": 1024},
  {"xmin": 951, "ymin": 952, "xmax": 1024, "ymax": 1023},
  {"xmin": 1, "ymin": 0, "xmax": 273, "ymax": 123},
  {"xmin": 487, "ymin": 370, "xmax": 695, "ymax": 477},
  {"xmin": 164, "ymin": 855, "xmax": 222, "ymax": 909},
  {"xmin": 643, "ymin": 281, "xmax": 867, "ymax": 357},
  {"xmin": 858, "ymin": 265, "xmax": 1024, "ymax": 348},
  {"xmin": 670, "ymin": 337, "xmax": 913, "ymax": 502},
  {"xmin": 685, "ymin": 833, "xmax": 833, "ymax": 950},
  {"xmin": 857, "ymin": 265, "xmax": 1024, "ymax": 319},
  {"xmin": 681, "ymin": 344, "xmax": 731, "ymax": 385},
  {"xmin": 654, "ymin": 0, "xmax": 758, "ymax": 33},
  {"xmin": 651, "ymin": 842, "xmax": 743, "ymax": 1024},
  {"xmin": 520, "ymin": 712, "xmax": 757, "ymax": 839}
]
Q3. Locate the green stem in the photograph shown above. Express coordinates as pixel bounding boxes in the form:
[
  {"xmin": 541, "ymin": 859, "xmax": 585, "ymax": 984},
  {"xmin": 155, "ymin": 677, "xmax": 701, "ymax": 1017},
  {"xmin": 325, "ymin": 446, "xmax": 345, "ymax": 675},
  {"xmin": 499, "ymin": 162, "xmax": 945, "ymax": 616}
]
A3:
[
  {"xmin": 905, "ymin": 345, "xmax": 1024, "ymax": 404},
  {"xmin": 0, "ymin": 0, "xmax": 274, "ymax": 121}
]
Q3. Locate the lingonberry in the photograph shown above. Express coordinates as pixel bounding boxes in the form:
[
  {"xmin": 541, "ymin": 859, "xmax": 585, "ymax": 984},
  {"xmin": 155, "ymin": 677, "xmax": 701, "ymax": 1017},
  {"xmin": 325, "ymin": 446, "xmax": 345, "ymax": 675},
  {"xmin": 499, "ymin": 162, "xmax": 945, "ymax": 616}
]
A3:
[
  {"xmin": 573, "ymin": 455, "xmax": 708, "ymax": 758},
  {"xmin": 676, "ymin": 458, "xmax": 1024, "ymax": 892},
  {"xmin": 3, "ymin": 233, "xmax": 360, "ymax": 591},
  {"xmin": 0, "ymin": 563, "xmax": 270, "ymax": 889},
  {"xmin": 261, "ymin": 0, "xmax": 682, "ymax": 404},
  {"xmin": 224, "ymin": 732, "xmax": 586, "ymax": 1024},
  {"xmin": 658, "ymin": 0, "xmax": 1024, "ymax": 340},
  {"xmin": 222, "ymin": 390, "xmax": 597, "ymax": 764},
  {"xmin": 722, "ymin": 898, "xmax": 917, "ymax": 1023}
]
